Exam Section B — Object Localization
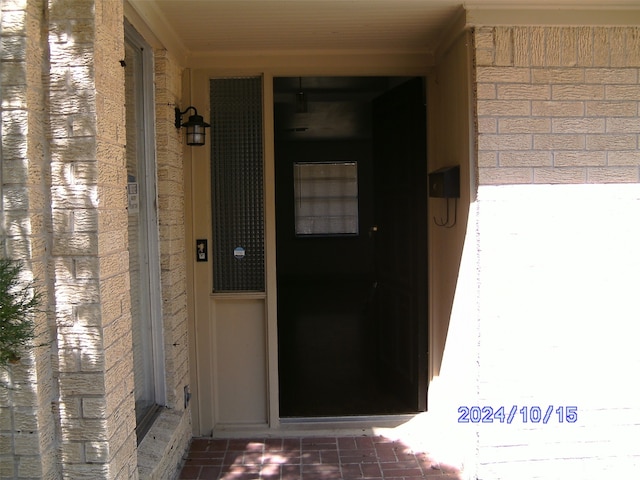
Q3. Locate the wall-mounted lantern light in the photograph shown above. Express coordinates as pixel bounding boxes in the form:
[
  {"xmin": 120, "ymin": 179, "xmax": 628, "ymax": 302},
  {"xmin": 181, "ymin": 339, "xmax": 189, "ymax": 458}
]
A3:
[{"xmin": 175, "ymin": 106, "xmax": 210, "ymax": 146}]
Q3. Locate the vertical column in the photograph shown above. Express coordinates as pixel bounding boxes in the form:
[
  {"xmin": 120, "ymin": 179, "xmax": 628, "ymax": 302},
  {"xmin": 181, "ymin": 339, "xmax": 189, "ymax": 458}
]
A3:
[
  {"xmin": 0, "ymin": 0, "xmax": 56, "ymax": 478},
  {"xmin": 47, "ymin": 0, "xmax": 135, "ymax": 478}
]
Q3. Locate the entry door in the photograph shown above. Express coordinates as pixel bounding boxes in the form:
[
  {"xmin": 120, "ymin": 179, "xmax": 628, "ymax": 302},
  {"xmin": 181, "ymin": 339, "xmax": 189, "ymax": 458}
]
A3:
[{"xmin": 372, "ymin": 77, "xmax": 428, "ymax": 411}]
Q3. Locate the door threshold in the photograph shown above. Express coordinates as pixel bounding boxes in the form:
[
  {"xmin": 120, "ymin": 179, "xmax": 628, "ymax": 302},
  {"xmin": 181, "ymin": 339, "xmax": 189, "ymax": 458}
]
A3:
[
  {"xmin": 281, "ymin": 414, "xmax": 417, "ymax": 427},
  {"xmin": 209, "ymin": 414, "xmax": 420, "ymax": 438}
]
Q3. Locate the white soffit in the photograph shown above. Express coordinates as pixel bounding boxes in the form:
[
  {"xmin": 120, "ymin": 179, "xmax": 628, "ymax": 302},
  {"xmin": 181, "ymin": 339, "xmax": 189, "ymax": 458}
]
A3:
[{"xmin": 126, "ymin": 1, "xmax": 640, "ymax": 65}]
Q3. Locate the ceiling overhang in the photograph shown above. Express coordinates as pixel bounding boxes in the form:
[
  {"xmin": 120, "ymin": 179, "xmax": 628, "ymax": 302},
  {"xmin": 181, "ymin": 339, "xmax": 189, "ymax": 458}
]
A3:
[{"xmin": 125, "ymin": 1, "xmax": 640, "ymax": 70}]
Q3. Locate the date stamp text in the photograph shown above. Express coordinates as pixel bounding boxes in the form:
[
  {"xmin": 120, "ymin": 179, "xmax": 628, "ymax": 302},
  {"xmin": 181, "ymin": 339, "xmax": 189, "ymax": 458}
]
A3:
[{"xmin": 457, "ymin": 405, "xmax": 578, "ymax": 424}]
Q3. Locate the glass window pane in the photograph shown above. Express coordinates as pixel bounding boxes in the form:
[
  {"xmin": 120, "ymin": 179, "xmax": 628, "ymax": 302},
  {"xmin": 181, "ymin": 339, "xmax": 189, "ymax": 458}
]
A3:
[
  {"xmin": 294, "ymin": 162, "xmax": 359, "ymax": 236},
  {"xmin": 124, "ymin": 26, "xmax": 164, "ymax": 437}
]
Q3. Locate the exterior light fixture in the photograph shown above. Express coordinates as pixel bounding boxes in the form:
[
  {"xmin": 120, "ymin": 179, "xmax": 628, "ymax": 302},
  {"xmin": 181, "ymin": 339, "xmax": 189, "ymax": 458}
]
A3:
[{"xmin": 175, "ymin": 106, "xmax": 210, "ymax": 146}]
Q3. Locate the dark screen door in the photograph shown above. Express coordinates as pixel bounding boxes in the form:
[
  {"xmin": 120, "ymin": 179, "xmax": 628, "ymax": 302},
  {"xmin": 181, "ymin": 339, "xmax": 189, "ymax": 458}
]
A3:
[{"xmin": 372, "ymin": 77, "xmax": 428, "ymax": 411}]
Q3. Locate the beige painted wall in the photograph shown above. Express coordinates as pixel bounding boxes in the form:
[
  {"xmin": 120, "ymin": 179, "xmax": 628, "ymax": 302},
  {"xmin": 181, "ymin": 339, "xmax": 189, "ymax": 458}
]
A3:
[{"xmin": 427, "ymin": 29, "xmax": 476, "ymax": 383}]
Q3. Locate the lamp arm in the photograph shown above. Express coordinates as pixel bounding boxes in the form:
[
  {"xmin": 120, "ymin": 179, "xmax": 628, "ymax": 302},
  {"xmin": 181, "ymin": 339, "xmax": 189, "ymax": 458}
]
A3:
[{"xmin": 175, "ymin": 106, "xmax": 199, "ymax": 128}]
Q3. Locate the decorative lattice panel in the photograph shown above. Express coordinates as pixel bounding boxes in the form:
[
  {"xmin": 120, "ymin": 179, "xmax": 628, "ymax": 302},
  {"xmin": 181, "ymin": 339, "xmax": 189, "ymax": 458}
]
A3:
[{"xmin": 210, "ymin": 77, "xmax": 265, "ymax": 292}]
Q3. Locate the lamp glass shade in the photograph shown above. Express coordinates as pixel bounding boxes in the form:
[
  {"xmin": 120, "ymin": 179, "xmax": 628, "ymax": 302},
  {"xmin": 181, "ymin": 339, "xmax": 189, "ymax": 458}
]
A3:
[
  {"xmin": 182, "ymin": 113, "xmax": 210, "ymax": 146},
  {"xmin": 186, "ymin": 124, "xmax": 206, "ymax": 146}
]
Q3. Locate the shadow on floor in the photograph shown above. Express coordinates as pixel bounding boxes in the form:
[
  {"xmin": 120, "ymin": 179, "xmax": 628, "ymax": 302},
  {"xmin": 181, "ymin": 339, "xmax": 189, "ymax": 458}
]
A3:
[{"xmin": 179, "ymin": 435, "xmax": 465, "ymax": 480}]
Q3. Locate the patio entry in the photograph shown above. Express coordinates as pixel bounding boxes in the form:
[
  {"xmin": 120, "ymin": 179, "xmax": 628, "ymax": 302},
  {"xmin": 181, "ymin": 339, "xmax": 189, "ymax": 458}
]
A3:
[{"xmin": 274, "ymin": 77, "xmax": 428, "ymax": 417}]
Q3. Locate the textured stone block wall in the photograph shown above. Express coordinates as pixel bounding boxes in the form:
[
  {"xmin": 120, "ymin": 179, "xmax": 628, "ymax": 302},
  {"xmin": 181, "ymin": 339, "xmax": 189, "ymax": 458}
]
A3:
[
  {"xmin": 153, "ymin": 50, "xmax": 188, "ymax": 414},
  {"xmin": 2, "ymin": 1, "xmax": 191, "ymax": 477},
  {"xmin": 135, "ymin": 48, "xmax": 192, "ymax": 480},
  {"xmin": 47, "ymin": 0, "xmax": 136, "ymax": 478},
  {"xmin": 0, "ymin": 0, "xmax": 56, "ymax": 478},
  {"xmin": 476, "ymin": 26, "xmax": 640, "ymax": 185},
  {"xmin": 473, "ymin": 25, "xmax": 640, "ymax": 480}
]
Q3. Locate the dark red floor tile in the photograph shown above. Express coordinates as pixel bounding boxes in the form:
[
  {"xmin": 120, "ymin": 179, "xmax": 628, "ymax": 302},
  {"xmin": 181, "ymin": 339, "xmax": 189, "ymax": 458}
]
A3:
[
  {"xmin": 360, "ymin": 463, "xmax": 382, "ymax": 477},
  {"xmin": 179, "ymin": 465, "xmax": 200, "ymax": 479},
  {"xmin": 338, "ymin": 436, "xmax": 358, "ymax": 449},
  {"xmin": 190, "ymin": 439, "xmax": 212, "ymax": 452},
  {"xmin": 302, "ymin": 436, "xmax": 337, "ymax": 446},
  {"xmin": 198, "ymin": 466, "xmax": 221, "ymax": 479},
  {"xmin": 380, "ymin": 467, "xmax": 424, "ymax": 477}
]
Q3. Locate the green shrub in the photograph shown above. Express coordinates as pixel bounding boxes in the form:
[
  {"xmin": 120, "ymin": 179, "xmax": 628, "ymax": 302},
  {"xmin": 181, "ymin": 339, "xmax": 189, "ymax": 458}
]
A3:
[{"xmin": 0, "ymin": 258, "xmax": 40, "ymax": 367}]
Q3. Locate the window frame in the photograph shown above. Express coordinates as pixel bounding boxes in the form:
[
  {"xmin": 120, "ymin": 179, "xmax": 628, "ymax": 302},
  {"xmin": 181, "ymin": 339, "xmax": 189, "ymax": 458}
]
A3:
[
  {"xmin": 293, "ymin": 161, "xmax": 360, "ymax": 237},
  {"xmin": 124, "ymin": 21, "xmax": 166, "ymax": 441}
]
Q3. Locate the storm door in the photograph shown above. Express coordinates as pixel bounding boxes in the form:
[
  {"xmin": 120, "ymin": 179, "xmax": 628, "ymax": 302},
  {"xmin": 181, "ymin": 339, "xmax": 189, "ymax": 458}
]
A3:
[
  {"xmin": 275, "ymin": 77, "xmax": 428, "ymax": 416},
  {"xmin": 372, "ymin": 77, "xmax": 428, "ymax": 411}
]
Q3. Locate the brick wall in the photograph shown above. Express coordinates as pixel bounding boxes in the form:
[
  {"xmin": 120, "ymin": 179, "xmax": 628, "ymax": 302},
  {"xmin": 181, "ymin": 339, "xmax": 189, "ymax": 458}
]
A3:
[
  {"xmin": 47, "ymin": 0, "xmax": 138, "ymax": 477},
  {"xmin": 136, "ymin": 48, "xmax": 192, "ymax": 480},
  {"xmin": 0, "ymin": 0, "xmax": 56, "ymax": 477},
  {"xmin": 2, "ymin": 1, "xmax": 192, "ymax": 478},
  {"xmin": 473, "ymin": 26, "xmax": 640, "ymax": 479},
  {"xmin": 476, "ymin": 26, "xmax": 640, "ymax": 185}
]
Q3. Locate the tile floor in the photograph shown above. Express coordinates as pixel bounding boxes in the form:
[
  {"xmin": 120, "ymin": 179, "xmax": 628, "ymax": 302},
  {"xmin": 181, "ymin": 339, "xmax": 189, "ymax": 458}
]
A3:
[{"xmin": 179, "ymin": 435, "xmax": 465, "ymax": 480}]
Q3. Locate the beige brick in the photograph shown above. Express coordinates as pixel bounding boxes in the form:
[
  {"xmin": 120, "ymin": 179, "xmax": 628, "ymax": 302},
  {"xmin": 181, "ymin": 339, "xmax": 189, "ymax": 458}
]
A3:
[
  {"xmin": 552, "ymin": 118, "xmax": 605, "ymax": 134},
  {"xmin": 478, "ymin": 134, "xmax": 532, "ymax": 151},
  {"xmin": 478, "ymin": 151, "xmax": 498, "ymax": 168},
  {"xmin": 85, "ymin": 441, "xmax": 109, "ymax": 463},
  {"xmin": 606, "ymin": 118, "xmax": 640, "ymax": 134},
  {"xmin": 530, "ymin": 28, "xmax": 545, "ymax": 67},
  {"xmin": 57, "ymin": 348, "xmax": 81, "ymax": 373},
  {"xmin": 587, "ymin": 167, "xmax": 639, "ymax": 183},
  {"xmin": 554, "ymin": 152, "xmax": 606, "ymax": 167},
  {"xmin": 585, "ymin": 68, "xmax": 638, "ymax": 84},
  {"xmin": 545, "ymin": 27, "xmax": 563, "ymax": 67},
  {"xmin": 479, "ymin": 167, "xmax": 533, "ymax": 185},
  {"xmin": 476, "ymin": 67, "xmax": 530, "ymax": 83},
  {"xmin": 513, "ymin": 27, "xmax": 530, "ymax": 67},
  {"xmin": 0, "ymin": 61, "xmax": 27, "ymax": 85},
  {"xmin": 17, "ymin": 455, "xmax": 43, "ymax": 477},
  {"xmin": 629, "ymin": 28, "xmax": 640, "ymax": 66},
  {"xmin": 13, "ymin": 432, "xmax": 39, "ymax": 455},
  {"xmin": 577, "ymin": 27, "xmax": 594, "ymax": 67},
  {"xmin": 475, "ymin": 28, "xmax": 495, "ymax": 50},
  {"xmin": 593, "ymin": 28, "xmax": 610, "ymax": 67},
  {"xmin": 52, "ymin": 232, "xmax": 98, "ymax": 255},
  {"xmin": 608, "ymin": 151, "xmax": 640, "ymax": 166},
  {"xmin": 605, "ymin": 85, "xmax": 640, "ymax": 100},
  {"xmin": 475, "ymin": 49, "xmax": 495, "ymax": 67},
  {"xmin": 586, "ymin": 134, "xmax": 637, "ymax": 151},
  {"xmin": 499, "ymin": 118, "xmax": 550, "ymax": 134},
  {"xmin": 58, "ymin": 373, "xmax": 106, "ymax": 396},
  {"xmin": 477, "ymin": 100, "xmax": 530, "ymax": 116},
  {"xmin": 552, "ymin": 84, "xmax": 604, "ymax": 101},
  {"xmin": 534, "ymin": 134, "xmax": 585, "ymax": 150},
  {"xmin": 586, "ymin": 101, "xmax": 637, "ymax": 117},
  {"xmin": 1, "ymin": 10, "xmax": 26, "ymax": 35},
  {"xmin": 609, "ymin": 27, "xmax": 627, "ymax": 68},
  {"xmin": 533, "ymin": 167, "xmax": 587, "ymax": 183},
  {"xmin": 60, "ymin": 418, "xmax": 108, "ymax": 443},
  {"xmin": 499, "ymin": 152, "xmax": 552, "ymax": 167},
  {"xmin": 532, "ymin": 101, "xmax": 584, "ymax": 117},
  {"xmin": 478, "ymin": 117, "xmax": 497, "ymax": 134},
  {"xmin": 104, "ymin": 353, "xmax": 133, "ymax": 397},
  {"xmin": 82, "ymin": 397, "xmax": 106, "ymax": 419},
  {"xmin": 477, "ymin": 83, "xmax": 496, "ymax": 100},
  {"xmin": 497, "ymin": 84, "xmax": 549, "ymax": 100},
  {"xmin": 560, "ymin": 27, "xmax": 578, "ymax": 67},
  {"xmin": 494, "ymin": 27, "xmax": 513, "ymax": 66},
  {"xmin": 60, "ymin": 441, "xmax": 85, "ymax": 463}
]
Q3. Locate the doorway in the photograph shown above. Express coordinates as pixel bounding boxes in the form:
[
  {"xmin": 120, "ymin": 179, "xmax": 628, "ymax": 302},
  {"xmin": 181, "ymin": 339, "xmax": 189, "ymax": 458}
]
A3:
[{"xmin": 274, "ymin": 77, "xmax": 428, "ymax": 417}]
